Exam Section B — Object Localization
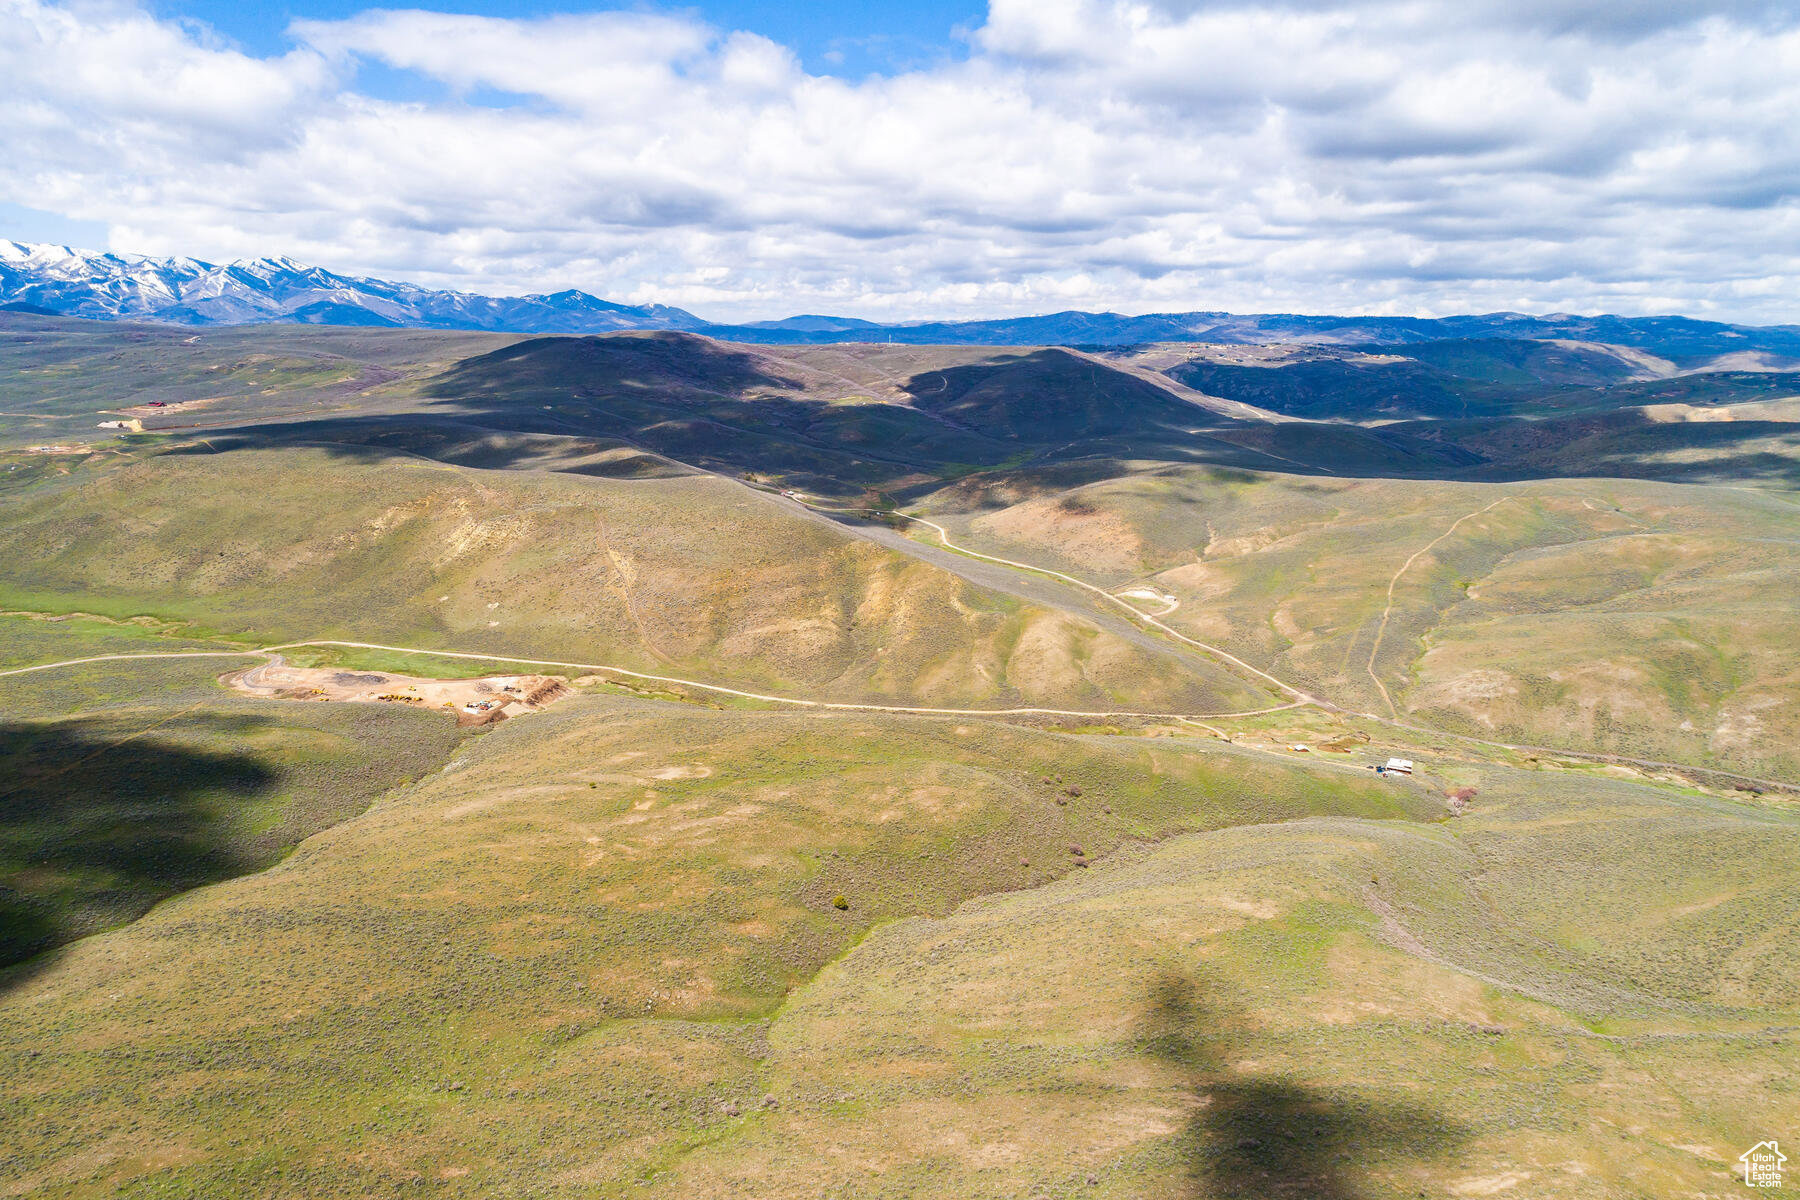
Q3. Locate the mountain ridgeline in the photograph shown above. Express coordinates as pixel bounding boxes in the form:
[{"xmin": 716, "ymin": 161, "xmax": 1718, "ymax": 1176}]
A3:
[
  {"xmin": 0, "ymin": 242, "xmax": 705, "ymax": 334},
  {"xmin": 7, "ymin": 240, "xmax": 1800, "ymax": 357}
]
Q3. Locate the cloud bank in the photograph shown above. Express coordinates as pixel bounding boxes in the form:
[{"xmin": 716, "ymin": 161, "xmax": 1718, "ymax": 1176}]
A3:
[{"xmin": 2, "ymin": 0, "xmax": 1797, "ymax": 321}]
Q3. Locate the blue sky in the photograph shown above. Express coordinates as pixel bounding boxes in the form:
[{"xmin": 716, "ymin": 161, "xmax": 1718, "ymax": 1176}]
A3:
[
  {"xmin": 0, "ymin": 202, "xmax": 106, "ymax": 251},
  {"xmin": 5, "ymin": 1, "xmax": 1800, "ymax": 322},
  {"xmin": 155, "ymin": 0, "xmax": 985, "ymax": 80}
]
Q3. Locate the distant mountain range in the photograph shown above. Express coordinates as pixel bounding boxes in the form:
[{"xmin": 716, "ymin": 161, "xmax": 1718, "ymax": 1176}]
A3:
[
  {"xmin": 0, "ymin": 242, "xmax": 704, "ymax": 335},
  {"xmin": 7, "ymin": 240, "xmax": 1800, "ymax": 358}
]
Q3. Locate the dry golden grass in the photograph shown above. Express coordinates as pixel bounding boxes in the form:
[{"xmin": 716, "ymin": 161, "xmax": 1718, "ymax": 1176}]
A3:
[
  {"xmin": 0, "ymin": 447, "xmax": 1263, "ymax": 713},
  {"xmin": 927, "ymin": 468, "xmax": 1800, "ymax": 779}
]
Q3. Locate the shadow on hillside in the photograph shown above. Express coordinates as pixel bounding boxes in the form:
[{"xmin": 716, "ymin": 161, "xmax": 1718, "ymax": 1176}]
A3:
[
  {"xmin": 425, "ymin": 330, "xmax": 806, "ymax": 399},
  {"xmin": 0, "ymin": 717, "xmax": 277, "ymax": 990},
  {"xmin": 159, "ymin": 331, "xmax": 1800, "ymax": 495},
  {"xmin": 1139, "ymin": 970, "xmax": 1465, "ymax": 1198},
  {"xmin": 1398, "ymin": 407, "xmax": 1800, "ymax": 488},
  {"xmin": 898, "ymin": 347, "xmax": 1216, "ymax": 441},
  {"xmin": 1168, "ymin": 358, "xmax": 1470, "ymax": 422},
  {"xmin": 165, "ymin": 336, "xmax": 1358, "ymax": 498},
  {"xmin": 166, "ymin": 333, "xmax": 1020, "ymax": 495}
]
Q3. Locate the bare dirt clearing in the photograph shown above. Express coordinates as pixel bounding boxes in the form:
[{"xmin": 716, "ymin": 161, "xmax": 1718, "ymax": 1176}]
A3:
[
  {"xmin": 225, "ymin": 656, "xmax": 570, "ymax": 725},
  {"xmin": 107, "ymin": 397, "xmax": 221, "ymax": 419},
  {"xmin": 1114, "ymin": 584, "xmax": 1179, "ymax": 615}
]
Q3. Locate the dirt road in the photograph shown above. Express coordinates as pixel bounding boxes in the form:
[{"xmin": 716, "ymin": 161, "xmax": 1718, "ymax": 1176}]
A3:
[
  {"xmin": 5, "ymin": 635, "xmax": 1793, "ymax": 792},
  {"xmin": 785, "ymin": 498, "xmax": 1321, "ymax": 705}
]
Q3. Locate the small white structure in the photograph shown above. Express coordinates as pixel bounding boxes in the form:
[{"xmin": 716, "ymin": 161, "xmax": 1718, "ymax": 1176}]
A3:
[{"xmin": 1384, "ymin": 757, "xmax": 1414, "ymax": 775}]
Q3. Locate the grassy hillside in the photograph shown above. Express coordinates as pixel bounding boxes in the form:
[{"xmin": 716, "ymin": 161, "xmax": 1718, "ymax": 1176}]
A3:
[
  {"xmin": 1420, "ymin": 394, "xmax": 1800, "ymax": 487},
  {"xmin": 923, "ymin": 467, "xmax": 1800, "ymax": 780},
  {"xmin": 0, "ymin": 695, "xmax": 1431, "ymax": 1198},
  {"xmin": 1145, "ymin": 338, "xmax": 1796, "ymax": 425},
  {"xmin": 0, "ymin": 695, "xmax": 1788, "ymax": 1197},
  {"xmin": 723, "ymin": 773, "xmax": 1797, "ymax": 1199},
  {"xmin": 0, "ymin": 314, "xmax": 518, "ymax": 451},
  {"xmin": 0, "ymin": 656, "xmax": 463, "ymax": 973},
  {"xmin": 0, "ymin": 445, "xmax": 1263, "ymax": 713},
  {"xmin": 2, "ymin": 318, "xmax": 1797, "ymax": 1199},
  {"xmin": 0, "ymin": 608, "xmax": 244, "ymax": 670}
]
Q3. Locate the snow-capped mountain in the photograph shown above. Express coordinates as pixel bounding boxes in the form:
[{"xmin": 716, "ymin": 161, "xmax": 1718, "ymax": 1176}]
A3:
[
  {"xmin": 8, "ymin": 240, "xmax": 1800, "ymax": 356},
  {"xmin": 0, "ymin": 241, "xmax": 704, "ymax": 333}
]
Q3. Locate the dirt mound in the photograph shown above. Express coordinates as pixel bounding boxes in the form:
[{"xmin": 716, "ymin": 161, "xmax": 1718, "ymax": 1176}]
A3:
[{"xmin": 523, "ymin": 678, "xmax": 571, "ymax": 706}]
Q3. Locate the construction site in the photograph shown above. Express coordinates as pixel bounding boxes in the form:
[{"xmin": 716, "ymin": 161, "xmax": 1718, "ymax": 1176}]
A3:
[{"xmin": 225, "ymin": 656, "xmax": 572, "ymax": 726}]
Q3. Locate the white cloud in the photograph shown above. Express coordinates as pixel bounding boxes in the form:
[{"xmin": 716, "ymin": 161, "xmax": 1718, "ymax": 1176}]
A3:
[
  {"xmin": 292, "ymin": 9, "xmax": 712, "ymax": 110},
  {"xmin": 1, "ymin": 0, "xmax": 1798, "ymax": 322}
]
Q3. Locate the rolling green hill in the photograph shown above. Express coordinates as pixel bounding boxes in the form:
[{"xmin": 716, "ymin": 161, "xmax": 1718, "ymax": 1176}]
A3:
[
  {"xmin": 1, "ymin": 316, "xmax": 1796, "ymax": 1200},
  {"xmin": 0, "ymin": 656, "xmax": 464, "ymax": 974},
  {"xmin": 0, "ymin": 445, "xmax": 1262, "ymax": 714},
  {"xmin": 920, "ymin": 467, "xmax": 1800, "ymax": 780},
  {"xmin": 1, "ymin": 694, "xmax": 1790, "ymax": 1197}
]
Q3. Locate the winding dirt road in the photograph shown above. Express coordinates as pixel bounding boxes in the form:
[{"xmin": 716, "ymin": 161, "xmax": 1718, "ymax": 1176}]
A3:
[
  {"xmin": 6, "ymin": 635, "xmax": 1793, "ymax": 793},
  {"xmin": 0, "ymin": 650, "xmax": 270, "ymax": 678},
  {"xmin": 1365, "ymin": 497, "xmax": 1513, "ymax": 717},
  {"xmin": 5, "ymin": 489, "xmax": 1793, "ymax": 794},
  {"xmin": 798, "ymin": 501, "xmax": 1322, "ymax": 706},
  {"xmin": 1, "ymin": 642, "xmax": 1299, "ymax": 723},
  {"xmin": 782, "ymin": 495, "xmax": 1800, "ymax": 794}
]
